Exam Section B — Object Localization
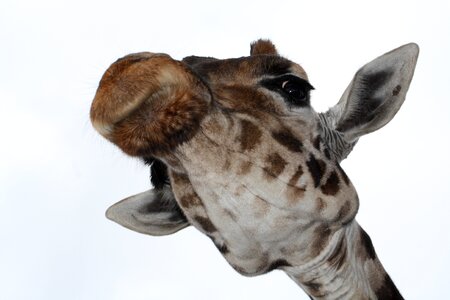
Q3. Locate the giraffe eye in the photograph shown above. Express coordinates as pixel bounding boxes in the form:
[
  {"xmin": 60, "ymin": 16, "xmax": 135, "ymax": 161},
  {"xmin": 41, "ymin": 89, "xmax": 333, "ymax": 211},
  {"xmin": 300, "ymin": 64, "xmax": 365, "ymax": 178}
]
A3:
[
  {"xmin": 282, "ymin": 80, "xmax": 307, "ymax": 101},
  {"xmin": 261, "ymin": 75, "xmax": 314, "ymax": 107}
]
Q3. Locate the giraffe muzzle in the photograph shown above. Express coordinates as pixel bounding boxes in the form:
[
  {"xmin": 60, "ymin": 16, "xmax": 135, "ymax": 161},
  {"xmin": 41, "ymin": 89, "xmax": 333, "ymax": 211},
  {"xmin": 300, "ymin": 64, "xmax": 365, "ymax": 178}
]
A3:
[{"xmin": 90, "ymin": 52, "xmax": 212, "ymax": 157}]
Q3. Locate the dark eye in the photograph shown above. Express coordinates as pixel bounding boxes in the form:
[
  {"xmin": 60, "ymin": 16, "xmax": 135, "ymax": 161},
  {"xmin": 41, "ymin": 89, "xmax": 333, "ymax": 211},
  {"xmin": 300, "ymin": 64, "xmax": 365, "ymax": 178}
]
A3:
[
  {"xmin": 282, "ymin": 80, "xmax": 307, "ymax": 101},
  {"xmin": 261, "ymin": 75, "xmax": 314, "ymax": 107}
]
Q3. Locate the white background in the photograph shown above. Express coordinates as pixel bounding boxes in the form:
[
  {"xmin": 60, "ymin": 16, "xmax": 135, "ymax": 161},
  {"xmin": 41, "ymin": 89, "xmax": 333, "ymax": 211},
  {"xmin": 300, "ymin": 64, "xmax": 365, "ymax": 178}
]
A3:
[{"xmin": 1, "ymin": 0, "xmax": 449, "ymax": 299}]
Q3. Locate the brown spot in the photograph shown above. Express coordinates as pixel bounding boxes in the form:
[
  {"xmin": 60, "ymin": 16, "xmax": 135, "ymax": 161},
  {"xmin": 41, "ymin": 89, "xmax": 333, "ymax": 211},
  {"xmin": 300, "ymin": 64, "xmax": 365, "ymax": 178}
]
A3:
[
  {"xmin": 327, "ymin": 236, "xmax": 347, "ymax": 270},
  {"xmin": 238, "ymin": 119, "xmax": 262, "ymax": 151},
  {"xmin": 311, "ymin": 224, "xmax": 332, "ymax": 257},
  {"xmin": 335, "ymin": 200, "xmax": 352, "ymax": 224},
  {"xmin": 324, "ymin": 148, "xmax": 331, "ymax": 160},
  {"xmin": 215, "ymin": 242, "xmax": 229, "ymax": 254},
  {"xmin": 392, "ymin": 85, "xmax": 402, "ymax": 96},
  {"xmin": 313, "ymin": 136, "xmax": 321, "ymax": 151},
  {"xmin": 375, "ymin": 273, "xmax": 404, "ymax": 300},
  {"xmin": 170, "ymin": 171, "xmax": 190, "ymax": 185},
  {"xmin": 321, "ymin": 171, "xmax": 340, "ymax": 195},
  {"xmin": 179, "ymin": 193, "xmax": 201, "ymax": 209},
  {"xmin": 263, "ymin": 152, "xmax": 287, "ymax": 179},
  {"xmin": 289, "ymin": 164, "xmax": 304, "ymax": 185},
  {"xmin": 286, "ymin": 165, "xmax": 306, "ymax": 203},
  {"xmin": 306, "ymin": 154, "xmax": 326, "ymax": 187},
  {"xmin": 358, "ymin": 226, "xmax": 377, "ymax": 260},
  {"xmin": 194, "ymin": 216, "xmax": 217, "ymax": 233},
  {"xmin": 286, "ymin": 186, "xmax": 306, "ymax": 203},
  {"xmin": 316, "ymin": 197, "xmax": 326, "ymax": 211},
  {"xmin": 237, "ymin": 161, "xmax": 252, "ymax": 175},
  {"xmin": 271, "ymin": 130, "xmax": 303, "ymax": 153}
]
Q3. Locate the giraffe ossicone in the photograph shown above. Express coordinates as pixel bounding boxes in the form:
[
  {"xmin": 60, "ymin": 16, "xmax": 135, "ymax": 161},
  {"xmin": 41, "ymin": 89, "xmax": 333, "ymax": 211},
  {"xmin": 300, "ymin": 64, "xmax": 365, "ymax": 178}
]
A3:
[{"xmin": 91, "ymin": 39, "xmax": 418, "ymax": 299}]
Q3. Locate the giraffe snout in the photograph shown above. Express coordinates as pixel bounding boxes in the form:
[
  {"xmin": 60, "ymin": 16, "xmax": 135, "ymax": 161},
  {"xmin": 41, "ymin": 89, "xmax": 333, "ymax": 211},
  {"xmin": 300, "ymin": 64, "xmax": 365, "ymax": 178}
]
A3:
[{"xmin": 90, "ymin": 52, "xmax": 212, "ymax": 157}]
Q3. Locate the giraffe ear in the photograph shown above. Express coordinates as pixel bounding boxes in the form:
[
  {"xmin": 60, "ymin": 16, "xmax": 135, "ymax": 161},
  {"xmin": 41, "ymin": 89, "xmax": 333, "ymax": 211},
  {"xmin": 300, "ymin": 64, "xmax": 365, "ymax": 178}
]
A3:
[
  {"xmin": 105, "ymin": 186, "xmax": 189, "ymax": 236},
  {"xmin": 320, "ymin": 43, "xmax": 419, "ymax": 161}
]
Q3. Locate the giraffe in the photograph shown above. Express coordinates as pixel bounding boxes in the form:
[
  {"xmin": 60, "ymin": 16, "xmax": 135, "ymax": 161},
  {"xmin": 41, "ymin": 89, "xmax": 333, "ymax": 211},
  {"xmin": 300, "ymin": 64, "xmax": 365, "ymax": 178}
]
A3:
[{"xmin": 90, "ymin": 40, "xmax": 419, "ymax": 299}]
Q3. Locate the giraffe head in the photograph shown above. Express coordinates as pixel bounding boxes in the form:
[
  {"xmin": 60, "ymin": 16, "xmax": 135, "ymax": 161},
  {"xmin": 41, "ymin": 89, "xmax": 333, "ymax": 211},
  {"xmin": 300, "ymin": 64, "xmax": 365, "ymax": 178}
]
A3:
[{"xmin": 91, "ymin": 40, "xmax": 418, "ymax": 275}]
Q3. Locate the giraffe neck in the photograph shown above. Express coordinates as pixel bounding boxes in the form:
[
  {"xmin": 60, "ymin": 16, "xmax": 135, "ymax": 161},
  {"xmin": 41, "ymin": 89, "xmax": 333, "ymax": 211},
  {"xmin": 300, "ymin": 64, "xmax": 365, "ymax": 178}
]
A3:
[{"xmin": 284, "ymin": 221, "xmax": 403, "ymax": 300}]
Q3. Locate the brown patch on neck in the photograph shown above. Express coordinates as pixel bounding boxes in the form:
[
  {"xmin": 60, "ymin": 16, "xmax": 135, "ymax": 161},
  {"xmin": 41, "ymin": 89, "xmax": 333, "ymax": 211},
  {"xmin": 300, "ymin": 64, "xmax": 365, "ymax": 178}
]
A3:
[
  {"xmin": 316, "ymin": 197, "xmax": 327, "ymax": 211},
  {"xmin": 306, "ymin": 154, "xmax": 326, "ymax": 187},
  {"xmin": 289, "ymin": 165, "xmax": 304, "ymax": 186},
  {"xmin": 170, "ymin": 171, "xmax": 190, "ymax": 185},
  {"xmin": 214, "ymin": 241, "xmax": 229, "ymax": 254},
  {"xmin": 357, "ymin": 225, "xmax": 377, "ymax": 260},
  {"xmin": 357, "ymin": 225, "xmax": 404, "ymax": 299},
  {"xmin": 179, "ymin": 193, "xmax": 202, "ymax": 209},
  {"xmin": 237, "ymin": 161, "xmax": 253, "ymax": 175},
  {"xmin": 286, "ymin": 164, "xmax": 306, "ymax": 203},
  {"xmin": 321, "ymin": 171, "xmax": 340, "ymax": 195},
  {"xmin": 238, "ymin": 119, "xmax": 262, "ymax": 152},
  {"xmin": 313, "ymin": 136, "xmax": 322, "ymax": 151},
  {"xmin": 323, "ymin": 148, "xmax": 331, "ymax": 160},
  {"xmin": 286, "ymin": 186, "xmax": 306, "ymax": 203},
  {"xmin": 375, "ymin": 273, "xmax": 404, "ymax": 299},
  {"xmin": 193, "ymin": 216, "xmax": 217, "ymax": 234},
  {"xmin": 263, "ymin": 152, "xmax": 287, "ymax": 179},
  {"xmin": 271, "ymin": 130, "xmax": 303, "ymax": 153}
]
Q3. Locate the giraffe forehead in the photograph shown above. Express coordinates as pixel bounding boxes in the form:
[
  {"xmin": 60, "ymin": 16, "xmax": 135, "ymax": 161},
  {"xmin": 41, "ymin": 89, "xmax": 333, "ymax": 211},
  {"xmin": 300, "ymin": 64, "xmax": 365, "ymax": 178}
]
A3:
[{"xmin": 186, "ymin": 55, "xmax": 308, "ymax": 83}]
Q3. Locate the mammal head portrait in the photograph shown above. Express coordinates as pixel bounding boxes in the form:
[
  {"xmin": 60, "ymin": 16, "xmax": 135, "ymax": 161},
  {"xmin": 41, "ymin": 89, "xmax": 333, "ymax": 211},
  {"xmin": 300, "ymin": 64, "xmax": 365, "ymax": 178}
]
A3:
[{"xmin": 91, "ymin": 39, "xmax": 418, "ymax": 299}]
